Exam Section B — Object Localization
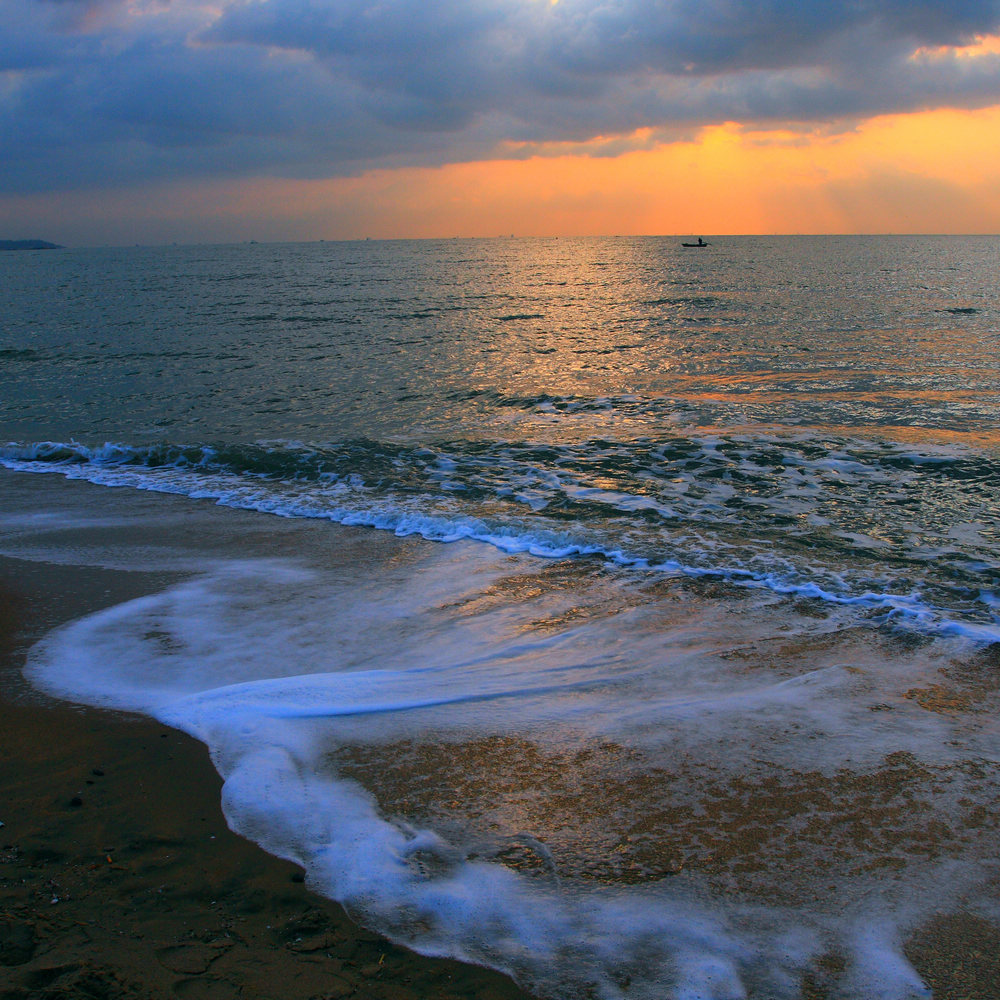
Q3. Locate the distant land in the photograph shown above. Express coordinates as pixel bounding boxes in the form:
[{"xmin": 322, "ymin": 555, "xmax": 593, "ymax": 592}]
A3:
[{"xmin": 0, "ymin": 239, "xmax": 63, "ymax": 251}]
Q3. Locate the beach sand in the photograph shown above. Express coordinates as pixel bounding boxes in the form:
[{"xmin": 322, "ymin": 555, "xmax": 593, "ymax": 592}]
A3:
[
  {"xmin": 3, "ymin": 533, "xmax": 1000, "ymax": 999},
  {"xmin": 0, "ymin": 556, "xmax": 534, "ymax": 1000}
]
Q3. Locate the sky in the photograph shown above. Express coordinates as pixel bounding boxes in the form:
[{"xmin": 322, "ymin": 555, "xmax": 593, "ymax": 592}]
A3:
[{"xmin": 2, "ymin": 0, "xmax": 1000, "ymax": 244}]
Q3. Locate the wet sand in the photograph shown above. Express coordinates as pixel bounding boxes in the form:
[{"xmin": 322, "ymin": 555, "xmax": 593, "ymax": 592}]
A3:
[
  {"xmin": 0, "ymin": 557, "xmax": 534, "ymax": 1000},
  {"xmin": 3, "ymin": 547, "xmax": 1000, "ymax": 999}
]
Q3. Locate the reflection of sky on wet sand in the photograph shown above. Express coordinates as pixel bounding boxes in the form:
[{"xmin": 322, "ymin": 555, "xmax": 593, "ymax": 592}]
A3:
[
  {"xmin": 330, "ymin": 734, "xmax": 1000, "ymax": 903},
  {"xmin": 314, "ymin": 560, "xmax": 1000, "ymax": 914}
]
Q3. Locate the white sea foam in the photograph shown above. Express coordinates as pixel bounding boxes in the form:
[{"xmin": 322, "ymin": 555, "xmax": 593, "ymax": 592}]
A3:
[
  {"xmin": 20, "ymin": 512, "xmax": 1000, "ymax": 999},
  {"xmin": 4, "ymin": 445, "xmax": 997, "ymax": 643}
]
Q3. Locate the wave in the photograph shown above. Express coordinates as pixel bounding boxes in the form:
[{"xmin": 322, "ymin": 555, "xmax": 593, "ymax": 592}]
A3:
[
  {"xmin": 3, "ymin": 436, "xmax": 998, "ymax": 642},
  {"xmin": 23, "ymin": 536, "xmax": 997, "ymax": 1000}
]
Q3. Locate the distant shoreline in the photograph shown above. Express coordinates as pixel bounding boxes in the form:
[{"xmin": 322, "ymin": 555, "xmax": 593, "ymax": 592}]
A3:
[{"xmin": 0, "ymin": 239, "xmax": 63, "ymax": 251}]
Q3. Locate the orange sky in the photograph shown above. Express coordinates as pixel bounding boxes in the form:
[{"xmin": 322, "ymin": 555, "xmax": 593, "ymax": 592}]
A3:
[
  {"xmin": 5, "ymin": 7, "xmax": 1000, "ymax": 245},
  {"xmin": 184, "ymin": 103, "xmax": 1000, "ymax": 239},
  {"xmin": 9, "ymin": 103, "xmax": 1000, "ymax": 244}
]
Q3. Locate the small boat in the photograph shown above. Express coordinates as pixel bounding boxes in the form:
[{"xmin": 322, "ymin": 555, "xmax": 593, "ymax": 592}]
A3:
[{"xmin": 682, "ymin": 237, "xmax": 709, "ymax": 248}]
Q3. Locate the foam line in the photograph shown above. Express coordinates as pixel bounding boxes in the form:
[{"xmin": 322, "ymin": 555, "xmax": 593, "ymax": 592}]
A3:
[{"xmin": 4, "ymin": 441, "xmax": 998, "ymax": 645}]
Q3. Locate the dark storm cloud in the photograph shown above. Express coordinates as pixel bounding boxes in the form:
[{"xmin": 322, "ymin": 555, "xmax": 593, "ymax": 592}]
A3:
[{"xmin": 2, "ymin": 0, "xmax": 1000, "ymax": 192}]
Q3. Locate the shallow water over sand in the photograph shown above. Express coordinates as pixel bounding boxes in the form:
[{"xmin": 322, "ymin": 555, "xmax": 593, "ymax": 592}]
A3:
[{"xmin": 3, "ymin": 473, "xmax": 1000, "ymax": 999}]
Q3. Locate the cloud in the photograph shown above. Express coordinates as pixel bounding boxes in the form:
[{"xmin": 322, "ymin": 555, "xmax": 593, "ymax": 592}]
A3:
[{"xmin": 2, "ymin": 0, "xmax": 1000, "ymax": 194}]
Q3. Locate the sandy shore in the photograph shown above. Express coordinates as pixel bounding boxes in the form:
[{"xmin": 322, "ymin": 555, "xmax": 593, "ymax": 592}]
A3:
[
  {"xmin": 0, "ymin": 555, "xmax": 534, "ymax": 1000},
  {"xmin": 3, "ymin": 507, "xmax": 1000, "ymax": 1000}
]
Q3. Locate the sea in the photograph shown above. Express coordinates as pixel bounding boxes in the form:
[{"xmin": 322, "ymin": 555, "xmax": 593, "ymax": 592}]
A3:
[{"xmin": 2, "ymin": 235, "xmax": 999, "ymax": 999}]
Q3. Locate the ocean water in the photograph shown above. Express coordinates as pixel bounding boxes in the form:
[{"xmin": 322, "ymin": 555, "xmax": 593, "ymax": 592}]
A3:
[{"xmin": 2, "ymin": 235, "xmax": 1000, "ymax": 999}]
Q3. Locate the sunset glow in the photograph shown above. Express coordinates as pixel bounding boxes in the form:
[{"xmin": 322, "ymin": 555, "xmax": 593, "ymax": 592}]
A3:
[
  {"xmin": 910, "ymin": 32, "xmax": 1000, "ymax": 60},
  {"xmin": 3, "ymin": 0, "xmax": 999, "ymax": 243},
  {"xmin": 8, "ymin": 104, "xmax": 1000, "ymax": 245}
]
